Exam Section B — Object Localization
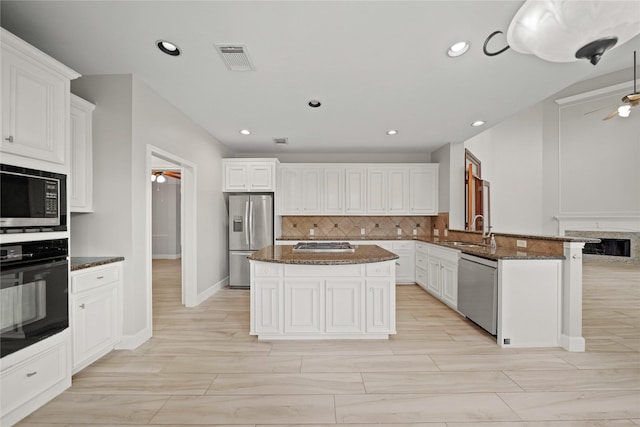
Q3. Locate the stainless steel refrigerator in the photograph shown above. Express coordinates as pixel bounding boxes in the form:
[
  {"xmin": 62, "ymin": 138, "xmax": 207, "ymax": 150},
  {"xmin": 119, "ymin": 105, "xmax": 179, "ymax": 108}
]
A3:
[{"xmin": 228, "ymin": 194, "xmax": 273, "ymax": 288}]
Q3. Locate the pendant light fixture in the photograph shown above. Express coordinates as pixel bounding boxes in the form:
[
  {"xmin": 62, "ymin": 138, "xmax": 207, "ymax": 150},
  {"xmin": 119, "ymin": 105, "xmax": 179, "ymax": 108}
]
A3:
[{"xmin": 483, "ymin": 0, "xmax": 640, "ymax": 65}]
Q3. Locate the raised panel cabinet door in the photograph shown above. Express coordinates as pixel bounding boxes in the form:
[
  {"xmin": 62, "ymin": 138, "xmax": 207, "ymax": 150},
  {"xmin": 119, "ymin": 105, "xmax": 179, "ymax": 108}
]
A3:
[
  {"xmin": 427, "ymin": 258, "xmax": 441, "ymax": 296},
  {"xmin": 367, "ymin": 168, "xmax": 387, "ymax": 214},
  {"xmin": 365, "ymin": 280, "xmax": 390, "ymax": 332},
  {"xmin": 325, "ymin": 279, "xmax": 362, "ymax": 333},
  {"xmin": 224, "ymin": 164, "xmax": 249, "ymax": 191},
  {"xmin": 410, "ymin": 166, "xmax": 438, "ymax": 215},
  {"xmin": 345, "ymin": 167, "xmax": 367, "ymax": 214},
  {"xmin": 254, "ymin": 279, "xmax": 280, "ymax": 334},
  {"xmin": 72, "ymin": 285, "xmax": 118, "ymax": 370},
  {"xmin": 324, "ymin": 168, "xmax": 345, "ymax": 214},
  {"xmin": 248, "ymin": 163, "xmax": 274, "ymax": 191},
  {"xmin": 395, "ymin": 251, "xmax": 415, "ymax": 284},
  {"xmin": 440, "ymin": 260, "xmax": 458, "ymax": 308},
  {"xmin": 387, "ymin": 169, "xmax": 409, "ymax": 214},
  {"xmin": 1, "ymin": 49, "xmax": 67, "ymax": 164},
  {"xmin": 284, "ymin": 279, "xmax": 322, "ymax": 333},
  {"xmin": 302, "ymin": 168, "xmax": 322, "ymax": 214},
  {"xmin": 278, "ymin": 167, "xmax": 302, "ymax": 214},
  {"xmin": 69, "ymin": 95, "xmax": 95, "ymax": 212}
]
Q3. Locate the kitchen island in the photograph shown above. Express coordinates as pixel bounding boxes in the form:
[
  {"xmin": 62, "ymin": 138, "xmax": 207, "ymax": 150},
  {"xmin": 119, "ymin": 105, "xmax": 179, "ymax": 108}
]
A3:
[{"xmin": 248, "ymin": 244, "xmax": 398, "ymax": 340}]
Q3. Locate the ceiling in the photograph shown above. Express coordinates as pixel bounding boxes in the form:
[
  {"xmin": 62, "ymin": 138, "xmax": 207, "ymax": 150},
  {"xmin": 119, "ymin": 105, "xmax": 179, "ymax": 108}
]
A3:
[{"xmin": 2, "ymin": 1, "xmax": 639, "ymax": 154}]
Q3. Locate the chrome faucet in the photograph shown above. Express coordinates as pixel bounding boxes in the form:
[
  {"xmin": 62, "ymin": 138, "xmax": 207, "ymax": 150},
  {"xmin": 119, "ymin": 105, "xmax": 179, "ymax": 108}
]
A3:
[{"xmin": 472, "ymin": 214, "xmax": 492, "ymax": 242}]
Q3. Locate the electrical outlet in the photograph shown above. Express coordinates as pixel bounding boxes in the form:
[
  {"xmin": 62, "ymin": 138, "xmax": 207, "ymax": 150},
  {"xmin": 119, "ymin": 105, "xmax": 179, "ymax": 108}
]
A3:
[
  {"xmin": 309, "ymin": 229, "xmax": 314, "ymax": 236},
  {"xmin": 517, "ymin": 240, "xmax": 527, "ymax": 248},
  {"xmin": 413, "ymin": 229, "xmax": 417, "ymax": 236},
  {"xmin": 444, "ymin": 229, "xmax": 448, "ymax": 237},
  {"xmin": 397, "ymin": 228, "xmax": 402, "ymax": 236},
  {"xmin": 360, "ymin": 228, "xmax": 365, "ymax": 235},
  {"xmin": 433, "ymin": 229, "xmax": 439, "ymax": 237}
]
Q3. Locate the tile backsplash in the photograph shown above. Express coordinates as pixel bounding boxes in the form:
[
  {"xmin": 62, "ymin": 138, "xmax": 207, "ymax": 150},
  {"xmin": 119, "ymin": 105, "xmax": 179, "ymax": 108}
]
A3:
[{"xmin": 281, "ymin": 216, "xmax": 432, "ymax": 239}]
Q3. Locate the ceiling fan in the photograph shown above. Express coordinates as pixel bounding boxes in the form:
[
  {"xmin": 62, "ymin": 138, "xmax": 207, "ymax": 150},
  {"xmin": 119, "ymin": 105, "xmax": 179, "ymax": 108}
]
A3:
[{"xmin": 602, "ymin": 50, "xmax": 639, "ymax": 120}]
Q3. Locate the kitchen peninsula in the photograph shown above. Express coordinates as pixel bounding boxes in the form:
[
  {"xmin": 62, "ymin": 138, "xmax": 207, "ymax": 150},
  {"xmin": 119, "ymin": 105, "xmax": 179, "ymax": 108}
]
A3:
[{"xmin": 248, "ymin": 244, "xmax": 398, "ymax": 340}]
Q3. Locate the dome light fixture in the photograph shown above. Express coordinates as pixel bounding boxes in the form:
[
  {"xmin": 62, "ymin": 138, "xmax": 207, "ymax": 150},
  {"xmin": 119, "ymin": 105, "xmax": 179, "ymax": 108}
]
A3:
[
  {"xmin": 471, "ymin": 120, "xmax": 485, "ymax": 127},
  {"xmin": 618, "ymin": 105, "xmax": 631, "ymax": 118},
  {"xmin": 239, "ymin": 129, "xmax": 251, "ymax": 135},
  {"xmin": 156, "ymin": 173, "xmax": 167, "ymax": 183},
  {"xmin": 386, "ymin": 130, "xmax": 399, "ymax": 135},
  {"xmin": 447, "ymin": 41, "xmax": 470, "ymax": 57},
  {"xmin": 156, "ymin": 40, "xmax": 181, "ymax": 56}
]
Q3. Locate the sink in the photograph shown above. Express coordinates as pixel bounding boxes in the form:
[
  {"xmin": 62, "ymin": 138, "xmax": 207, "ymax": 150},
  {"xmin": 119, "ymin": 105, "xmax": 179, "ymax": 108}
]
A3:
[{"xmin": 441, "ymin": 241, "xmax": 485, "ymax": 248}]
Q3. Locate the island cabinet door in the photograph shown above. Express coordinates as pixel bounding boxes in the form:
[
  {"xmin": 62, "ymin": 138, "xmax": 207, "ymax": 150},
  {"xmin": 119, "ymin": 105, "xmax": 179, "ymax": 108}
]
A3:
[
  {"xmin": 284, "ymin": 279, "xmax": 322, "ymax": 333},
  {"xmin": 365, "ymin": 279, "xmax": 391, "ymax": 332},
  {"xmin": 325, "ymin": 279, "xmax": 363, "ymax": 333},
  {"xmin": 253, "ymin": 279, "xmax": 281, "ymax": 334}
]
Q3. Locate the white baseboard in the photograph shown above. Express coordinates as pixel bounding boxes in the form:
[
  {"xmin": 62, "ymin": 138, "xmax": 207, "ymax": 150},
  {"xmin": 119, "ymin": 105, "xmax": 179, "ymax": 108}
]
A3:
[
  {"xmin": 194, "ymin": 275, "xmax": 229, "ymax": 306},
  {"xmin": 561, "ymin": 334, "xmax": 586, "ymax": 352},
  {"xmin": 152, "ymin": 254, "xmax": 182, "ymax": 260},
  {"xmin": 116, "ymin": 327, "xmax": 152, "ymax": 350}
]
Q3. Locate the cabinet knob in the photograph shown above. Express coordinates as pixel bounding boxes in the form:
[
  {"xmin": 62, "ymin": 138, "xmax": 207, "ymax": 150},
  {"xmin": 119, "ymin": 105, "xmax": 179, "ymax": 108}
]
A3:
[
  {"xmin": 97, "ymin": 276, "xmax": 104, "ymax": 279},
  {"xmin": 79, "ymin": 303, "xmax": 86, "ymax": 309},
  {"xmin": 5, "ymin": 136, "xmax": 14, "ymax": 143},
  {"xmin": 26, "ymin": 371, "xmax": 37, "ymax": 377}
]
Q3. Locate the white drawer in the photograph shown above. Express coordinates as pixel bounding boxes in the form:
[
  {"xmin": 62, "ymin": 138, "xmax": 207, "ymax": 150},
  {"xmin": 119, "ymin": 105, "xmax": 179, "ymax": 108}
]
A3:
[
  {"xmin": 366, "ymin": 262, "xmax": 393, "ymax": 277},
  {"xmin": 1, "ymin": 342, "xmax": 67, "ymax": 414},
  {"xmin": 429, "ymin": 246, "xmax": 460, "ymax": 264},
  {"xmin": 392, "ymin": 241, "xmax": 415, "ymax": 251},
  {"xmin": 253, "ymin": 262, "xmax": 283, "ymax": 277},
  {"xmin": 416, "ymin": 252, "xmax": 428, "ymax": 270},
  {"xmin": 415, "ymin": 242, "xmax": 428, "ymax": 254},
  {"xmin": 415, "ymin": 267, "xmax": 427, "ymax": 286},
  {"xmin": 72, "ymin": 265, "xmax": 119, "ymax": 293}
]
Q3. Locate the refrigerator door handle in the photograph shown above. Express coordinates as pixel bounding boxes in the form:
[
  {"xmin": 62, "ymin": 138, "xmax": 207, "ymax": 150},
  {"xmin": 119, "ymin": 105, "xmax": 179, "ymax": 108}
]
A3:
[
  {"xmin": 244, "ymin": 200, "xmax": 250, "ymax": 246},
  {"xmin": 248, "ymin": 199, "xmax": 254, "ymax": 247}
]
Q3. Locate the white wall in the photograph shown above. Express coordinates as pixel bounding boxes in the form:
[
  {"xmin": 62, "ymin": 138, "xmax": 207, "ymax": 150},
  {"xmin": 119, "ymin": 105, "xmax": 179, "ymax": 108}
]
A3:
[
  {"xmin": 152, "ymin": 176, "xmax": 181, "ymax": 258},
  {"xmin": 71, "ymin": 75, "xmax": 231, "ymax": 342}
]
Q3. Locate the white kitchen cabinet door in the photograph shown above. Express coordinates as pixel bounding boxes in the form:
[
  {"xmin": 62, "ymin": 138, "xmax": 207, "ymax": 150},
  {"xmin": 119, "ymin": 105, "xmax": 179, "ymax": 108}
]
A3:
[
  {"xmin": 324, "ymin": 168, "xmax": 345, "ymax": 214},
  {"xmin": 345, "ymin": 167, "xmax": 367, "ymax": 214},
  {"xmin": 71, "ymin": 285, "xmax": 119, "ymax": 372},
  {"xmin": 387, "ymin": 168, "xmax": 409, "ymax": 214},
  {"xmin": 284, "ymin": 279, "xmax": 322, "ymax": 333},
  {"xmin": 367, "ymin": 168, "xmax": 387, "ymax": 214},
  {"xmin": 278, "ymin": 167, "xmax": 302, "ymax": 214},
  {"xmin": 302, "ymin": 168, "xmax": 323, "ymax": 214},
  {"xmin": 223, "ymin": 159, "xmax": 278, "ymax": 192},
  {"xmin": 69, "ymin": 94, "xmax": 95, "ymax": 212},
  {"xmin": 427, "ymin": 257, "xmax": 442, "ymax": 296},
  {"xmin": 365, "ymin": 279, "xmax": 391, "ymax": 333},
  {"xmin": 325, "ymin": 279, "xmax": 362, "ymax": 333},
  {"xmin": 440, "ymin": 260, "xmax": 458, "ymax": 308},
  {"xmin": 224, "ymin": 164, "xmax": 249, "ymax": 191},
  {"xmin": 248, "ymin": 163, "xmax": 275, "ymax": 191},
  {"xmin": 253, "ymin": 279, "xmax": 281, "ymax": 334},
  {"xmin": 1, "ymin": 29, "xmax": 79, "ymax": 167},
  {"xmin": 410, "ymin": 165, "xmax": 438, "ymax": 215},
  {"xmin": 394, "ymin": 251, "xmax": 416, "ymax": 284}
]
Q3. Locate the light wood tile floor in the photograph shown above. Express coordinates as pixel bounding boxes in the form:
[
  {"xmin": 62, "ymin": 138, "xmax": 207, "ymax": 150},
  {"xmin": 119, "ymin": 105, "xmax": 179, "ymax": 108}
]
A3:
[{"xmin": 18, "ymin": 260, "xmax": 640, "ymax": 426}]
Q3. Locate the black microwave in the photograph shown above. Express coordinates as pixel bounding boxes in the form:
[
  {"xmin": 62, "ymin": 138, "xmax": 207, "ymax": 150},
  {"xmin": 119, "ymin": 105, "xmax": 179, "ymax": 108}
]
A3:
[{"xmin": 0, "ymin": 164, "xmax": 67, "ymax": 232}]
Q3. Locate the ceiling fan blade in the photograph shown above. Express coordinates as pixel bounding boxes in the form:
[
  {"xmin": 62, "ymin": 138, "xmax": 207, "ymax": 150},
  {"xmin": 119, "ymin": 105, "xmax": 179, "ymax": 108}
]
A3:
[
  {"xmin": 584, "ymin": 104, "xmax": 618, "ymax": 115},
  {"xmin": 603, "ymin": 109, "xmax": 619, "ymax": 120},
  {"xmin": 626, "ymin": 93, "xmax": 640, "ymax": 101}
]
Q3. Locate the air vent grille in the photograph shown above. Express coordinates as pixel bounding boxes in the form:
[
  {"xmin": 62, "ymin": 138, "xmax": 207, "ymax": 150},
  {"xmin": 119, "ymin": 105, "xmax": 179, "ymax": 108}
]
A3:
[
  {"xmin": 215, "ymin": 44, "xmax": 255, "ymax": 71},
  {"xmin": 273, "ymin": 138, "xmax": 288, "ymax": 145}
]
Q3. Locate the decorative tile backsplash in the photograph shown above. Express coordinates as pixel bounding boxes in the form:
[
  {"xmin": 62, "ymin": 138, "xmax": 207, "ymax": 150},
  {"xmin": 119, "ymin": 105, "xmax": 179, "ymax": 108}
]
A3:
[{"xmin": 281, "ymin": 216, "xmax": 432, "ymax": 239}]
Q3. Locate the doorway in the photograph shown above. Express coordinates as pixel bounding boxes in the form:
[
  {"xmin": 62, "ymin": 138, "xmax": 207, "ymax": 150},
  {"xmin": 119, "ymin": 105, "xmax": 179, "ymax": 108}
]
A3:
[{"xmin": 146, "ymin": 145, "xmax": 198, "ymax": 336}]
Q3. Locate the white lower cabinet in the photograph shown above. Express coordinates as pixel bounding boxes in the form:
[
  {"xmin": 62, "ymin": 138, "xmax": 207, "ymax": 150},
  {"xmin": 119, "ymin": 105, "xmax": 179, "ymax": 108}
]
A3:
[
  {"xmin": 251, "ymin": 260, "xmax": 395, "ymax": 338},
  {"xmin": 70, "ymin": 262, "xmax": 122, "ymax": 374},
  {"xmin": 424, "ymin": 245, "xmax": 459, "ymax": 309},
  {"xmin": 0, "ymin": 331, "xmax": 71, "ymax": 426}
]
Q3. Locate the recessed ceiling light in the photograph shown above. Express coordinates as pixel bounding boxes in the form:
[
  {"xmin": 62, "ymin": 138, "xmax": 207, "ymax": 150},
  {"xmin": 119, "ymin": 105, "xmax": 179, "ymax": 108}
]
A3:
[
  {"xmin": 308, "ymin": 100, "xmax": 322, "ymax": 108},
  {"xmin": 471, "ymin": 120, "xmax": 486, "ymax": 127},
  {"xmin": 157, "ymin": 40, "xmax": 181, "ymax": 56},
  {"xmin": 447, "ymin": 41, "xmax": 470, "ymax": 57},
  {"xmin": 239, "ymin": 129, "xmax": 251, "ymax": 135},
  {"xmin": 386, "ymin": 130, "xmax": 399, "ymax": 135}
]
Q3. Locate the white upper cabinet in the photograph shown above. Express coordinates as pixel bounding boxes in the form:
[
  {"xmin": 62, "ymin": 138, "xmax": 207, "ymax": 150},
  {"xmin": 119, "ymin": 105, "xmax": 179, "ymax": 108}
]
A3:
[
  {"xmin": 69, "ymin": 94, "xmax": 95, "ymax": 212},
  {"xmin": 409, "ymin": 165, "xmax": 439, "ymax": 215},
  {"xmin": 222, "ymin": 158, "xmax": 278, "ymax": 192},
  {"xmin": 1, "ymin": 28, "xmax": 80, "ymax": 169},
  {"xmin": 277, "ymin": 163, "xmax": 438, "ymax": 216}
]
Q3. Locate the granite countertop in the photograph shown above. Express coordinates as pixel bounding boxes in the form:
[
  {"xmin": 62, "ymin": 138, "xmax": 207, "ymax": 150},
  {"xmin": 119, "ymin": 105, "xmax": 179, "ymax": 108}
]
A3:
[
  {"xmin": 249, "ymin": 245, "xmax": 399, "ymax": 265},
  {"xmin": 70, "ymin": 256, "xmax": 125, "ymax": 271}
]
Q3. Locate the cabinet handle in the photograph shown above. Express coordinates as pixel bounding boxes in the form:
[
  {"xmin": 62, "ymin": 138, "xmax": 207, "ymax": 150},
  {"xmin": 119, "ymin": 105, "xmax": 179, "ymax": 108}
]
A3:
[
  {"xmin": 26, "ymin": 371, "xmax": 37, "ymax": 377},
  {"xmin": 5, "ymin": 136, "xmax": 14, "ymax": 143},
  {"xmin": 79, "ymin": 303, "xmax": 86, "ymax": 309},
  {"xmin": 395, "ymin": 262, "xmax": 400, "ymax": 266},
  {"xmin": 97, "ymin": 276, "xmax": 104, "ymax": 279}
]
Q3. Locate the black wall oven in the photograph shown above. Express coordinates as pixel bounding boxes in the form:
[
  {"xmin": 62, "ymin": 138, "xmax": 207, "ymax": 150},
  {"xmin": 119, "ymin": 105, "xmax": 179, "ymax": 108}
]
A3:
[
  {"xmin": 0, "ymin": 238, "xmax": 69, "ymax": 357},
  {"xmin": 0, "ymin": 164, "xmax": 67, "ymax": 233}
]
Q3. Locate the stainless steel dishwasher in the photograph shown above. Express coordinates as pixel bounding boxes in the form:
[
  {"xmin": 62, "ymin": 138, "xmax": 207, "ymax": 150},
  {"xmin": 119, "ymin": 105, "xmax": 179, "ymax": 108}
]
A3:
[{"xmin": 457, "ymin": 253, "xmax": 498, "ymax": 335}]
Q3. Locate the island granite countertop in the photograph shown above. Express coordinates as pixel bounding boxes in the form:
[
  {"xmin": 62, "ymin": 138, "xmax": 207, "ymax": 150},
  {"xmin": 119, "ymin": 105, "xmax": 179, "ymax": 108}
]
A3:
[
  {"xmin": 249, "ymin": 245, "xmax": 398, "ymax": 265},
  {"xmin": 71, "ymin": 256, "xmax": 125, "ymax": 271}
]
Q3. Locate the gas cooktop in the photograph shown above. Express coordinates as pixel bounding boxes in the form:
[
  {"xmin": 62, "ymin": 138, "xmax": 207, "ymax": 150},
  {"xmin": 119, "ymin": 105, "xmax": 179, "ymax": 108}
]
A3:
[{"xmin": 292, "ymin": 242, "xmax": 355, "ymax": 253}]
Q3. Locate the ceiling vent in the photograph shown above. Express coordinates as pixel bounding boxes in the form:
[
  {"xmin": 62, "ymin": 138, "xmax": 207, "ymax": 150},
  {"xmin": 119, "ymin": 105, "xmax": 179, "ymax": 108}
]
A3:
[
  {"xmin": 273, "ymin": 138, "xmax": 288, "ymax": 145},
  {"xmin": 215, "ymin": 44, "xmax": 255, "ymax": 71}
]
